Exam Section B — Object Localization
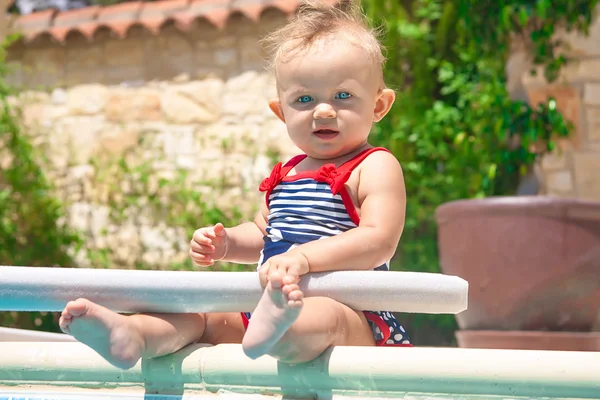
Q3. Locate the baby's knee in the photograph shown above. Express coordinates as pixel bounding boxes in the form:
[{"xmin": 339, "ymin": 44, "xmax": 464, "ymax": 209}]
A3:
[
  {"xmin": 268, "ymin": 324, "xmax": 337, "ymax": 363},
  {"xmin": 268, "ymin": 336, "xmax": 328, "ymax": 363}
]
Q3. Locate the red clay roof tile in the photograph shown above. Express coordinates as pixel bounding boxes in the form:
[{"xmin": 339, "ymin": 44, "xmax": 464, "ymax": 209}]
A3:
[
  {"xmin": 47, "ymin": 5, "xmax": 100, "ymax": 43},
  {"xmin": 184, "ymin": 0, "xmax": 231, "ymax": 30},
  {"xmin": 12, "ymin": 0, "xmax": 311, "ymax": 44},
  {"xmin": 96, "ymin": 1, "xmax": 143, "ymax": 38},
  {"xmin": 232, "ymin": 0, "xmax": 265, "ymax": 22},
  {"xmin": 139, "ymin": 0, "xmax": 190, "ymax": 33},
  {"xmin": 15, "ymin": 8, "xmax": 57, "ymax": 41}
]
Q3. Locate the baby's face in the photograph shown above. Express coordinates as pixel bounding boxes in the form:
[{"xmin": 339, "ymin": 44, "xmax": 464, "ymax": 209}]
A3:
[{"xmin": 270, "ymin": 37, "xmax": 392, "ymax": 160}]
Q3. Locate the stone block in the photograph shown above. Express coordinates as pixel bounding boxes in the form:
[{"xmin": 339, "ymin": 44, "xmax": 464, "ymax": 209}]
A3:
[
  {"xmin": 586, "ymin": 106, "xmax": 600, "ymax": 141},
  {"xmin": 589, "ymin": 142, "xmax": 600, "ymax": 151},
  {"xmin": 52, "ymin": 88, "xmax": 68, "ymax": 105},
  {"xmin": 526, "ymin": 85, "xmax": 583, "ymax": 148},
  {"xmin": 573, "ymin": 152, "xmax": 600, "ymax": 201},
  {"xmin": 68, "ymin": 202, "xmax": 92, "ymax": 232},
  {"xmin": 222, "ymin": 71, "xmax": 271, "ymax": 116},
  {"xmin": 106, "ymin": 88, "xmax": 162, "ymax": 121},
  {"xmin": 544, "ymin": 170, "xmax": 574, "ymax": 193},
  {"xmin": 56, "ymin": 116, "xmax": 105, "ymax": 165},
  {"xmin": 160, "ymin": 80, "xmax": 223, "ymax": 124},
  {"xmin": 577, "ymin": 57, "xmax": 600, "ymax": 81},
  {"xmin": 201, "ymin": 120, "xmax": 262, "ymax": 155},
  {"xmin": 521, "ymin": 62, "xmax": 581, "ymax": 88},
  {"xmin": 155, "ymin": 125, "xmax": 198, "ymax": 160},
  {"xmin": 67, "ymin": 84, "xmax": 109, "ymax": 115},
  {"xmin": 113, "ymin": 223, "xmax": 142, "ymax": 265},
  {"xmin": 558, "ymin": 19, "xmax": 600, "ymax": 57},
  {"xmin": 21, "ymin": 102, "xmax": 68, "ymax": 131},
  {"xmin": 540, "ymin": 150, "xmax": 568, "ymax": 171},
  {"xmin": 583, "ymin": 83, "xmax": 600, "ymax": 105},
  {"xmin": 93, "ymin": 124, "xmax": 141, "ymax": 157},
  {"xmin": 89, "ymin": 205, "xmax": 111, "ymax": 238}
]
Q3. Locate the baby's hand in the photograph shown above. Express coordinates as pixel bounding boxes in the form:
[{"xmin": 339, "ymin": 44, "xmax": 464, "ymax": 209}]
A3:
[
  {"xmin": 189, "ymin": 223, "xmax": 228, "ymax": 267},
  {"xmin": 258, "ymin": 252, "xmax": 310, "ymax": 288}
]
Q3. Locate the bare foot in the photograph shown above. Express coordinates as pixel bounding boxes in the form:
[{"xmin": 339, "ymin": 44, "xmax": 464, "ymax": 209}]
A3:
[
  {"xmin": 242, "ymin": 272, "xmax": 304, "ymax": 359},
  {"xmin": 59, "ymin": 298, "xmax": 145, "ymax": 369}
]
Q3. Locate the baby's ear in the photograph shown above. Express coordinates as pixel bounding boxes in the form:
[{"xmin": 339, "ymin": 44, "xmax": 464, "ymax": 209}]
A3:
[
  {"xmin": 269, "ymin": 99, "xmax": 286, "ymax": 122},
  {"xmin": 373, "ymin": 89, "xmax": 395, "ymax": 122}
]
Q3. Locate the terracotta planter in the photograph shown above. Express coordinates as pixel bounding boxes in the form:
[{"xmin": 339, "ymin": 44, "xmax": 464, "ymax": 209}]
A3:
[
  {"xmin": 456, "ymin": 330, "xmax": 600, "ymax": 352},
  {"xmin": 435, "ymin": 196, "xmax": 600, "ymax": 349}
]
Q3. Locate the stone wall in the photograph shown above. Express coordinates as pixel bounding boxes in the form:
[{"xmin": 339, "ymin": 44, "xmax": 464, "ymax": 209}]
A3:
[
  {"xmin": 508, "ymin": 16, "xmax": 600, "ymax": 201},
  {"xmin": 6, "ymin": 12, "xmax": 299, "ymax": 270}
]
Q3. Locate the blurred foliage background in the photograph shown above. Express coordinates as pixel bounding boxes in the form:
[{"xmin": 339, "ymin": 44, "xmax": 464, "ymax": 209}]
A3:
[
  {"xmin": 1, "ymin": 0, "xmax": 598, "ymax": 344},
  {"xmin": 361, "ymin": 0, "xmax": 595, "ymax": 345}
]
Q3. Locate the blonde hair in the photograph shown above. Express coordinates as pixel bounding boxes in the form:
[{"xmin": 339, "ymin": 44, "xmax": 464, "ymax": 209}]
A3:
[{"xmin": 261, "ymin": 0, "xmax": 386, "ymax": 78}]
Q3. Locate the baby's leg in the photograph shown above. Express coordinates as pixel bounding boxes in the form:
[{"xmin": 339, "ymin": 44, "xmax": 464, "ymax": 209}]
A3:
[
  {"xmin": 269, "ymin": 297, "xmax": 375, "ymax": 363},
  {"xmin": 241, "ymin": 272, "xmax": 303, "ymax": 359},
  {"xmin": 242, "ymin": 273, "xmax": 374, "ymax": 361},
  {"xmin": 59, "ymin": 299, "xmax": 244, "ymax": 369}
]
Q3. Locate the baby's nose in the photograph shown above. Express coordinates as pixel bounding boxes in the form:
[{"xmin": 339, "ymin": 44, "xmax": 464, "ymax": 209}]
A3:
[{"xmin": 313, "ymin": 103, "xmax": 336, "ymax": 119}]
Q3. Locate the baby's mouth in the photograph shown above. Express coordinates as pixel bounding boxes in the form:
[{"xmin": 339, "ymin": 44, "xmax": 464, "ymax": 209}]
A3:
[{"xmin": 313, "ymin": 129, "xmax": 339, "ymax": 139}]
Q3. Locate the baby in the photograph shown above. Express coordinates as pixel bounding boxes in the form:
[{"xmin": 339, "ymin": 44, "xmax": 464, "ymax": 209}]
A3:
[{"xmin": 59, "ymin": 0, "xmax": 411, "ymax": 368}]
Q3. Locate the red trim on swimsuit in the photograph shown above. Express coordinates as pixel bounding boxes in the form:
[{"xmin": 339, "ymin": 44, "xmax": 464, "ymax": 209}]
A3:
[{"xmin": 241, "ymin": 312, "xmax": 250, "ymax": 330}]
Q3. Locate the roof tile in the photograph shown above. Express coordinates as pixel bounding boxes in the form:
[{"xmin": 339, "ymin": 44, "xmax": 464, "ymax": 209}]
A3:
[
  {"xmin": 10, "ymin": 0, "xmax": 333, "ymax": 44},
  {"xmin": 139, "ymin": 0, "xmax": 190, "ymax": 33},
  {"xmin": 232, "ymin": 0, "xmax": 264, "ymax": 21},
  {"xmin": 183, "ymin": 0, "xmax": 231, "ymax": 29},
  {"xmin": 96, "ymin": 1, "xmax": 143, "ymax": 38},
  {"xmin": 16, "ymin": 8, "xmax": 57, "ymax": 41},
  {"xmin": 47, "ymin": 5, "xmax": 101, "ymax": 42}
]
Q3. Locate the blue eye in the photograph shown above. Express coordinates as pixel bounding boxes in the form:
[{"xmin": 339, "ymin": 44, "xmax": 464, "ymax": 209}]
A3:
[
  {"xmin": 335, "ymin": 92, "xmax": 352, "ymax": 100},
  {"xmin": 297, "ymin": 95, "xmax": 314, "ymax": 103}
]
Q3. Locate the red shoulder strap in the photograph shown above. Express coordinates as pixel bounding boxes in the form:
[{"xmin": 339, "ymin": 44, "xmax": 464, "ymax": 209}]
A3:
[
  {"xmin": 280, "ymin": 154, "xmax": 307, "ymax": 178},
  {"xmin": 337, "ymin": 147, "xmax": 390, "ymax": 174}
]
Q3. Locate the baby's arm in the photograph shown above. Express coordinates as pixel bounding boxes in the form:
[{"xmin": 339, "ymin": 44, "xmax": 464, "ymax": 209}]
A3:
[
  {"xmin": 288, "ymin": 151, "xmax": 406, "ymax": 272},
  {"xmin": 221, "ymin": 202, "xmax": 269, "ymax": 264}
]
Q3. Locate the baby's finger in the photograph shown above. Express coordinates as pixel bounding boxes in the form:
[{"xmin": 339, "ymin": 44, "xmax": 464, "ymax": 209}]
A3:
[
  {"xmin": 189, "ymin": 240, "xmax": 214, "ymax": 254},
  {"xmin": 204, "ymin": 227, "xmax": 221, "ymax": 240},
  {"xmin": 258, "ymin": 263, "xmax": 269, "ymax": 287},
  {"xmin": 189, "ymin": 249, "xmax": 214, "ymax": 266},
  {"xmin": 192, "ymin": 229, "xmax": 213, "ymax": 246}
]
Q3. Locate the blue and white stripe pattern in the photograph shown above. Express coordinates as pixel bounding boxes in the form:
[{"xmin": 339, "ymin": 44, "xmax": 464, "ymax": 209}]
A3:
[{"xmin": 249, "ymin": 162, "xmax": 412, "ymax": 346}]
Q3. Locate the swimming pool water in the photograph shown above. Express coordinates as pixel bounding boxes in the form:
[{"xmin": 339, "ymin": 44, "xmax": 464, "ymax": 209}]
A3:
[{"xmin": 0, "ymin": 393, "xmax": 273, "ymax": 400}]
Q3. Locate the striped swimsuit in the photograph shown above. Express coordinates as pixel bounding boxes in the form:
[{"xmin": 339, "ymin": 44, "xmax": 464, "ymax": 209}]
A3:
[{"xmin": 241, "ymin": 147, "xmax": 412, "ymax": 346}]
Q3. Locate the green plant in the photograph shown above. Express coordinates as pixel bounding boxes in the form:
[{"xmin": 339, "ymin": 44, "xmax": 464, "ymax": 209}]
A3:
[
  {"xmin": 92, "ymin": 143, "xmax": 248, "ymax": 273},
  {"xmin": 0, "ymin": 34, "xmax": 84, "ymax": 332},
  {"xmin": 360, "ymin": 0, "xmax": 597, "ymax": 345}
]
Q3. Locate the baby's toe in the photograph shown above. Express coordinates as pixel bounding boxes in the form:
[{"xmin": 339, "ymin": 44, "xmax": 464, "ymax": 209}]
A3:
[
  {"xmin": 287, "ymin": 287, "xmax": 304, "ymax": 302},
  {"xmin": 282, "ymin": 283, "xmax": 300, "ymax": 295}
]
